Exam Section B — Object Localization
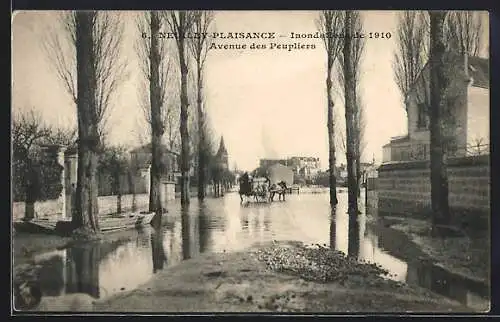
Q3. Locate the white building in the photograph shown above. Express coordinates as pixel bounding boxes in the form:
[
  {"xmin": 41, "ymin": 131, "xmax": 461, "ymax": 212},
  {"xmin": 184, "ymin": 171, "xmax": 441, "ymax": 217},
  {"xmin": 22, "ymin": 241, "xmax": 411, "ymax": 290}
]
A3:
[{"xmin": 382, "ymin": 54, "xmax": 489, "ymax": 163}]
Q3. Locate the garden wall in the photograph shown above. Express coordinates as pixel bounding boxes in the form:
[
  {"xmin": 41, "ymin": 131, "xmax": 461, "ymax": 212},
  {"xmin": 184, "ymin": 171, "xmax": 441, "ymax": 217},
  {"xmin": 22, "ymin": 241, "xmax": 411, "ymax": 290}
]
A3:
[{"xmin": 376, "ymin": 155, "xmax": 490, "ymax": 229}]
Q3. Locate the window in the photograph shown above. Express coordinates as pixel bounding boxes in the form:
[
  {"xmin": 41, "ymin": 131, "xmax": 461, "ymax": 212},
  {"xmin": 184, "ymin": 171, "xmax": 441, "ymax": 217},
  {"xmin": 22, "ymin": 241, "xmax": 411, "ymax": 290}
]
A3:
[{"xmin": 417, "ymin": 103, "xmax": 428, "ymax": 129}]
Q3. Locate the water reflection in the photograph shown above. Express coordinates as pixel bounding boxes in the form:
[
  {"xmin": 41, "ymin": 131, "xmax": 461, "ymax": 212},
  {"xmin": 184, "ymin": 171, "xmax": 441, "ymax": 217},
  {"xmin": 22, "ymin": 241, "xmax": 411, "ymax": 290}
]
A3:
[
  {"xmin": 198, "ymin": 203, "xmax": 210, "ymax": 253},
  {"xmin": 181, "ymin": 205, "xmax": 200, "ymax": 260},
  {"xmin": 35, "ymin": 239, "xmax": 129, "ymax": 299},
  {"xmin": 348, "ymin": 212, "xmax": 360, "ymax": 258},
  {"xmin": 67, "ymin": 244, "xmax": 100, "ymax": 298},
  {"xmin": 181, "ymin": 207, "xmax": 191, "ymax": 260},
  {"xmin": 151, "ymin": 228, "xmax": 166, "ymax": 273},
  {"xmin": 329, "ymin": 208, "xmax": 336, "ymax": 250},
  {"xmin": 25, "ymin": 191, "xmax": 489, "ymax": 310}
]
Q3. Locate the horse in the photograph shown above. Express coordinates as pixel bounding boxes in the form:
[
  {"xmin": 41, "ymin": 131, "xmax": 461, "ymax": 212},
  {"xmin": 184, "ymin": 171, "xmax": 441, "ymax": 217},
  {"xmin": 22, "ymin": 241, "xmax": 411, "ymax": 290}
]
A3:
[
  {"xmin": 238, "ymin": 173, "xmax": 254, "ymax": 204},
  {"xmin": 270, "ymin": 181, "xmax": 288, "ymax": 202}
]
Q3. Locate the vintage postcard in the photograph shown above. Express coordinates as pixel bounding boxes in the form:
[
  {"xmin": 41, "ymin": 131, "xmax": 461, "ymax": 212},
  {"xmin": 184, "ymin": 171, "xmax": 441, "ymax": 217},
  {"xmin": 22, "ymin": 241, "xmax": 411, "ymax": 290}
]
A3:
[{"xmin": 11, "ymin": 10, "xmax": 490, "ymax": 314}]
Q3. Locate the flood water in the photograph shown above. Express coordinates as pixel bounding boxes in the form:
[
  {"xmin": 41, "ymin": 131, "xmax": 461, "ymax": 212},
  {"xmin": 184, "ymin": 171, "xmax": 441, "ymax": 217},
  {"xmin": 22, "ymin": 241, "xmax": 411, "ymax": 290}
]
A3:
[{"xmin": 17, "ymin": 190, "xmax": 490, "ymax": 311}]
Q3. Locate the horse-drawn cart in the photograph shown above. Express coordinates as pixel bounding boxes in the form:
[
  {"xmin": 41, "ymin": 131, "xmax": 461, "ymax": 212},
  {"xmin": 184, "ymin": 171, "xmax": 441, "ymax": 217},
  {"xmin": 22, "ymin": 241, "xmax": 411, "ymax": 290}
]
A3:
[{"xmin": 238, "ymin": 173, "xmax": 288, "ymax": 204}]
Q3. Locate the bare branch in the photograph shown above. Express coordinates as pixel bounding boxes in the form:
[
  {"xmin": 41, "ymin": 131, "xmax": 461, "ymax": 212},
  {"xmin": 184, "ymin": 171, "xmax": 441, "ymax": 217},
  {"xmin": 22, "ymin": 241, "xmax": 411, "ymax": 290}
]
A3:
[
  {"xmin": 12, "ymin": 108, "xmax": 52, "ymax": 153},
  {"xmin": 392, "ymin": 11, "xmax": 428, "ymax": 109},
  {"xmin": 135, "ymin": 11, "xmax": 179, "ymax": 149},
  {"xmin": 316, "ymin": 11, "xmax": 345, "ymax": 97},
  {"xmin": 40, "ymin": 12, "xmax": 78, "ymax": 103},
  {"xmin": 188, "ymin": 11, "xmax": 214, "ymax": 74},
  {"xmin": 445, "ymin": 11, "xmax": 484, "ymax": 56},
  {"xmin": 41, "ymin": 11, "xmax": 129, "ymax": 138}
]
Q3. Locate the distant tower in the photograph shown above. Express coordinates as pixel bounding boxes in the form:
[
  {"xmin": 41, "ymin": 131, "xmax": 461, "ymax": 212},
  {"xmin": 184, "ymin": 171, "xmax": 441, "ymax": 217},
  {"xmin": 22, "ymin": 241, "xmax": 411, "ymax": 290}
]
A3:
[{"xmin": 216, "ymin": 136, "xmax": 229, "ymax": 170}]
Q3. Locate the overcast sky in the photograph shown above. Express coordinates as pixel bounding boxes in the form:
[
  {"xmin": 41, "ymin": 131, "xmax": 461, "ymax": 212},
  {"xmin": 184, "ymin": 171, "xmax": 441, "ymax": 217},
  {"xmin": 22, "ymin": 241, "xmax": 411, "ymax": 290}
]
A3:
[{"xmin": 12, "ymin": 10, "xmax": 489, "ymax": 171}]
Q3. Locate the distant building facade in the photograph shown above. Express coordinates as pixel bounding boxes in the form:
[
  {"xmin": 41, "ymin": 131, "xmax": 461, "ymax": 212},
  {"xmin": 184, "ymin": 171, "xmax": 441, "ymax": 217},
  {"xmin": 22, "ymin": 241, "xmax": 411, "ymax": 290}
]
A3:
[
  {"xmin": 268, "ymin": 163, "xmax": 294, "ymax": 186},
  {"xmin": 259, "ymin": 156, "xmax": 320, "ymax": 181},
  {"xmin": 259, "ymin": 158, "xmax": 287, "ymax": 169}
]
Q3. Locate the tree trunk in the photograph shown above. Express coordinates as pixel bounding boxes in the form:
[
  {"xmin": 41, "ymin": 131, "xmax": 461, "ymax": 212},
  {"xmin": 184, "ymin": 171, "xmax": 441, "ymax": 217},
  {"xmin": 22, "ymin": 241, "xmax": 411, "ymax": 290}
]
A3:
[
  {"xmin": 181, "ymin": 207, "xmax": 192, "ymax": 260},
  {"xmin": 329, "ymin": 208, "xmax": 337, "ymax": 249},
  {"xmin": 116, "ymin": 193, "xmax": 122, "ymax": 214},
  {"xmin": 23, "ymin": 159, "xmax": 36, "ymax": 221},
  {"xmin": 178, "ymin": 12, "xmax": 191, "ymax": 206},
  {"xmin": 326, "ymin": 55, "xmax": 338, "ymax": 207},
  {"xmin": 356, "ymin": 145, "xmax": 361, "ymax": 198},
  {"xmin": 429, "ymin": 11, "xmax": 451, "ymax": 234},
  {"xmin": 348, "ymin": 212, "xmax": 360, "ymax": 258},
  {"xmin": 356, "ymin": 163, "xmax": 361, "ymax": 197},
  {"xmin": 73, "ymin": 12, "xmax": 100, "ymax": 235},
  {"xmin": 149, "ymin": 11, "xmax": 164, "ymax": 227},
  {"xmin": 354, "ymin": 88, "xmax": 362, "ymax": 202},
  {"xmin": 344, "ymin": 11, "xmax": 359, "ymax": 218},
  {"xmin": 128, "ymin": 170, "xmax": 137, "ymax": 212},
  {"xmin": 197, "ymin": 62, "xmax": 206, "ymax": 200}
]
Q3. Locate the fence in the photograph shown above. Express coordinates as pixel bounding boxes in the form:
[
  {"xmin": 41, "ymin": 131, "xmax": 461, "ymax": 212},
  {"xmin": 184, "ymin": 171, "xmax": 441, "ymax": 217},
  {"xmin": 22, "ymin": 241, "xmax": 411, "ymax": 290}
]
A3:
[
  {"xmin": 97, "ymin": 172, "xmax": 149, "ymax": 196},
  {"xmin": 389, "ymin": 143, "xmax": 489, "ymax": 163}
]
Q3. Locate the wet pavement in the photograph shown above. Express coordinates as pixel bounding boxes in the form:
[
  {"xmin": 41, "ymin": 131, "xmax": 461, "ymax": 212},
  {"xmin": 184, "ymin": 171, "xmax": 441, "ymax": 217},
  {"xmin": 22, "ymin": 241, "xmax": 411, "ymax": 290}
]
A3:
[{"xmin": 17, "ymin": 190, "xmax": 490, "ymax": 311}]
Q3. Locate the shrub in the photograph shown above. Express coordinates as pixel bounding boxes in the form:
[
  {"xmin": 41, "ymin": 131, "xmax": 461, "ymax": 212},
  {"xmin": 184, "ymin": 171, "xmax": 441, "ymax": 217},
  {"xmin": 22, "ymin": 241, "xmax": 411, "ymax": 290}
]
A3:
[{"xmin": 12, "ymin": 151, "xmax": 63, "ymax": 202}]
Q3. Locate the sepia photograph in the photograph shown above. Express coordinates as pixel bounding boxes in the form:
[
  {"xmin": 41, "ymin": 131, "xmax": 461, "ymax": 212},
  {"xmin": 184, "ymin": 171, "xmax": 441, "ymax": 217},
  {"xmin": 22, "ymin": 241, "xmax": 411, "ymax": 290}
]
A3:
[{"xmin": 11, "ymin": 10, "xmax": 490, "ymax": 313}]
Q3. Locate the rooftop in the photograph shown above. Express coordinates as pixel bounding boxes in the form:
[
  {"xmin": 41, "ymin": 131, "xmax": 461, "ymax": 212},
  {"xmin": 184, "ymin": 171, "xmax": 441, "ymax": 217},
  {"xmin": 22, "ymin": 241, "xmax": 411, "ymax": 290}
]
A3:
[
  {"xmin": 389, "ymin": 135, "xmax": 410, "ymax": 144},
  {"xmin": 408, "ymin": 54, "xmax": 489, "ymax": 100}
]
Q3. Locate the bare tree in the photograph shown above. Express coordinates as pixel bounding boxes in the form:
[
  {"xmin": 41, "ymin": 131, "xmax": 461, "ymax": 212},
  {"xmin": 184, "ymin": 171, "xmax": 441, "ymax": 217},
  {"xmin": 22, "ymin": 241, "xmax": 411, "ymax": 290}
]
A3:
[
  {"xmin": 136, "ymin": 11, "xmax": 174, "ymax": 225},
  {"xmin": 188, "ymin": 11, "xmax": 214, "ymax": 201},
  {"xmin": 429, "ymin": 11, "xmax": 451, "ymax": 235},
  {"xmin": 392, "ymin": 11, "xmax": 428, "ymax": 111},
  {"xmin": 41, "ymin": 11, "xmax": 128, "ymax": 236},
  {"xmin": 73, "ymin": 12, "xmax": 100, "ymax": 235},
  {"xmin": 12, "ymin": 109, "xmax": 51, "ymax": 153},
  {"xmin": 41, "ymin": 12, "xmax": 128, "ymax": 140},
  {"xmin": 316, "ymin": 10, "xmax": 344, "ymax": 207},
  {"xmin": 164, "ymin": 11, "xmax": 196, "ymax": 205},
  {"xmin": 42, "ymin": 126, "xmax": 78, "ymax": 147},
  {"xmin": 337, "ymin": 11, "xmax": 365, "ymax": 200},
  {"xmin": 12, "ymin": 108, "xmax": 51, "ymax": 221},
  {"xmin": 164, "ymin": 101, "xmax": 181, "ymax": 152},
  {"xmin": 342, "ymin": 11, "xmax": 360, "ymax": 233},
  {"xmin": 445, "ymin": 11, "xmax": 484, "ymax": 56}
]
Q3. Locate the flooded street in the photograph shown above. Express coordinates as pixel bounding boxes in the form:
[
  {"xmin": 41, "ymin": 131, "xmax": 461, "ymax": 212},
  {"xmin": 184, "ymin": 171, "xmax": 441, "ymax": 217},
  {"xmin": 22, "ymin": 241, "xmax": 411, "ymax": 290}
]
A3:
[{"xmin": 17, "ymin": 190, "xmax": 489, "ymax": 311}]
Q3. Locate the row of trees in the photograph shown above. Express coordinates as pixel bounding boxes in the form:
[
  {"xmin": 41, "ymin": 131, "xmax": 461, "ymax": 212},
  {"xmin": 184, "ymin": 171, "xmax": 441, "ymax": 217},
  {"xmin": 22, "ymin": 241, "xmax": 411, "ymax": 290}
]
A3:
[
  {"xmin": 318, "ymin": 11, "xmax": 366, "ymax": 218},
  {"xmin": 318, "ymin": 10, "xmax": 484, "ymax": 248},
  {"xmin": 39, "ymin": 11, "xmax": 220, "ymax": 236},
  {"xmin": 13, "ymin": 104, "xmax": 231, "ymax": 218},
  {"xmin": 136, "ymin": 11, "xmax": 217, "ymax": 226}
]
